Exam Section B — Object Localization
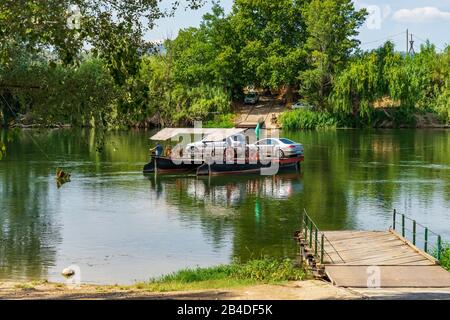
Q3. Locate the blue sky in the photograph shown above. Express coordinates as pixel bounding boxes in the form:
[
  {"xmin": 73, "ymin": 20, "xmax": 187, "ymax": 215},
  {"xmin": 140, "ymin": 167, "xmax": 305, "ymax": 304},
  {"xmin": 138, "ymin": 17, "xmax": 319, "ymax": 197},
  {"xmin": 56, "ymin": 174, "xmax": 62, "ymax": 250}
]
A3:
[{"xmin": 146, "ymin": 0, "xmax": 450, "ymax": 52}]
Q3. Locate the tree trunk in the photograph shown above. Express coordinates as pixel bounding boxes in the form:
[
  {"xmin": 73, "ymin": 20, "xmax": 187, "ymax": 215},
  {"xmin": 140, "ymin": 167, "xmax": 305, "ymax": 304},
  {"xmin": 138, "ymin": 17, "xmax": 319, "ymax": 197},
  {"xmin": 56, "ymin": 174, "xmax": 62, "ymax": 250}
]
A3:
[
  {"xmin": 284, "ymin": 85, "xmax": 296, "ymax": 103},
  {"xmin": 1, "ymin": 90, "xmax": 16, "ymax": 127}
]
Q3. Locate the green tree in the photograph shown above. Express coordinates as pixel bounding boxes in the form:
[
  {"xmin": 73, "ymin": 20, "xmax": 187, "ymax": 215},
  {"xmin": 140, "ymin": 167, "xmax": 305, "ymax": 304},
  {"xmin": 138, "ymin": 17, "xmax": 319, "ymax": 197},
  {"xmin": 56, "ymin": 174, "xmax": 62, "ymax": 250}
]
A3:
[
  {"xmin": 230, "ymin": 0, "xmax": 308, "ymax": 98},
  {"xmin": 331, "ymin": 42, "xmax": 395, "ymax": 117},
  {"xmin": 168, "ymin": 3, "xmax": 242, "ymax": 96},
  {"xmin": 300, "ymin": 0, "xmax": 367, "ymax": 110},
  {"xmin": 0, "ymin": 42, "xmax": 120, "ymax": 127},
  {"xmin": 138, "ymin": 54, "xmax": 231, "ymax": 127},
  {"xmin": 332, "ymin": 41, "xmax": 450, "ymax": 123},
  {"xmin": 0, "ymin": 0, "xmax": 205, "ymax": 65}
]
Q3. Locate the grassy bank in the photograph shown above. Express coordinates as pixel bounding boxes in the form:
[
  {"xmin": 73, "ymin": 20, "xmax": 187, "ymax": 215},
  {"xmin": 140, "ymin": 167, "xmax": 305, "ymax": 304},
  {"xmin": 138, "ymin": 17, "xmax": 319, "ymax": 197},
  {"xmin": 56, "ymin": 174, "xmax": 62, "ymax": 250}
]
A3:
[
  {"xmin": 203, "ymin": 113, "xmax": 236, "ymax": 128},
  {"xmin": 440, "ymin": 248, "xmax": 450, "ymax": 272},
  {"xmin": 0, "ymin": 259, "xmax": 306, "ymax": 295},
  {"xmin": 130, "ymin": 258, "xmax": 306, "ymax": 292},
  {"xmin": 280, "ymin": 108, "xmax": 449, "ymax": 130}
]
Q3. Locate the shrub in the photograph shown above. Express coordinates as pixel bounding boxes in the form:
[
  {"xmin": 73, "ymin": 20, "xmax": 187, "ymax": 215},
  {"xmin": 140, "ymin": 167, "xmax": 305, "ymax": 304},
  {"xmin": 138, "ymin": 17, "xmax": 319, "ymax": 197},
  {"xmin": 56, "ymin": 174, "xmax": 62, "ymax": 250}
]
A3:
[
  {"xmin": 203, "ymin": 113, "xmax": 235, "ymax": 128},
  {"xmin": 280, "ymin": 109, "xmax": 338, "ymax": 130},
  {"xmin": 152, "ymin": 258, "xmax": 305, "ymax": 284},
  {"xmin": 440, "ymin": 247, "xmax": 450, "ymax": 272},
  {"xmin": 232, "ymin": 258, "xmax": 305, "ymax": 282}
]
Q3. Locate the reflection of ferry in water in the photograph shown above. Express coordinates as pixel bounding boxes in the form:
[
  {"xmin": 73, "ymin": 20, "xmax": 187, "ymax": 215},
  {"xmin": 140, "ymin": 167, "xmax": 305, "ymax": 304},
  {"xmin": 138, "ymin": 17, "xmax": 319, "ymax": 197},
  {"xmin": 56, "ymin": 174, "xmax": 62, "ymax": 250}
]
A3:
[
  {"xmin": 148, "ymin": 172, "xmax": 303, "ymax": 207},
  {"xmin": 143, "ymin": 128, "xmax": 304, "ymax": 176}
]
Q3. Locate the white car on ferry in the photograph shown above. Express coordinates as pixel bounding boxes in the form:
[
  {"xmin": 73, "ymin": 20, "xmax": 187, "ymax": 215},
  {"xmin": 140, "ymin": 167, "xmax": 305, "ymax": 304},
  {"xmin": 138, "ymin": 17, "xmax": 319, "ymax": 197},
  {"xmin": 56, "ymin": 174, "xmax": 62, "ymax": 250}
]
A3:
[
  {"xmin": 252, "ymin": 138, "xmax": 304, "ymax": 158},
  {"xmin": 185, "ymin": 133, "xmax": 247, "ymax": 157}
]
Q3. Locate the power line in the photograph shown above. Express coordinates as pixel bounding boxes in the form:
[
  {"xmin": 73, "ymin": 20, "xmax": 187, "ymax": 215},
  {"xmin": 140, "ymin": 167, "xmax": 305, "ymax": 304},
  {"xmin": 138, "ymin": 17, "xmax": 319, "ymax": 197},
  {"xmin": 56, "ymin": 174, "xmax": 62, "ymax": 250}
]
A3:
[
  {"xmin": 412, "ymin": 34, "xmax": 446, "ymax": 52},
  {"xmin": 0, "ymin": 93, "xmax": 51, "ymax": 161},
  {"xmin": 360, "ymin": 31, "xmax": 406, "ymax": 46}
]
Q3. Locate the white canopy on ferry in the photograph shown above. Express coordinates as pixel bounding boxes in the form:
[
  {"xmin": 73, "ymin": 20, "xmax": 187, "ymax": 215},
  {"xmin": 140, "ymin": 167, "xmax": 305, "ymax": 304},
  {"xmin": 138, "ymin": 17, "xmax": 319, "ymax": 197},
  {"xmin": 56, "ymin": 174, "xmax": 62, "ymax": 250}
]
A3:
[{"xmin": 150, "ymin": 128, "xmax": 245, "ymax": 141}]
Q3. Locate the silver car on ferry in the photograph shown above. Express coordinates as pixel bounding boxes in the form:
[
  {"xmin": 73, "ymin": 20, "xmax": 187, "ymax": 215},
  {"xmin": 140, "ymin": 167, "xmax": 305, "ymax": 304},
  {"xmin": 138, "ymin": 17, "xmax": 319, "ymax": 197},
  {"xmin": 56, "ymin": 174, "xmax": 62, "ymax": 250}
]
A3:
[{"xmin": 253, "ymin": 138, "xmax": 304, "ymax": 158}]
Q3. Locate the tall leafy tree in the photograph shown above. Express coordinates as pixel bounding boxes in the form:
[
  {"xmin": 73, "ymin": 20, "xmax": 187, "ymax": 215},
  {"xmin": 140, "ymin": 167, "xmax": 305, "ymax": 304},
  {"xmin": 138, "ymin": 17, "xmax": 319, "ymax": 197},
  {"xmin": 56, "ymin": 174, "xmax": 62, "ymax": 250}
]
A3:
[
  {"xmin": 168, "ymin": 2, "xmax": 242, "ymax": 96},
  {"xmin": 332, "ymin": 41, "xmax": 450, "ymax": 122},
  {"xmin": 300, "ymin": 0, "xmax": 367, "ymax": 109},
  {"xmin": 0, "ymin": 0, "xmax": 205, "ymax": 126},
  {"xmin": 0, "ymin": 1, "xmax": 205, "ymax": 65},
  {"xmin": 230, "ymin": 0, "xmax": 308, "ymax": 98}
]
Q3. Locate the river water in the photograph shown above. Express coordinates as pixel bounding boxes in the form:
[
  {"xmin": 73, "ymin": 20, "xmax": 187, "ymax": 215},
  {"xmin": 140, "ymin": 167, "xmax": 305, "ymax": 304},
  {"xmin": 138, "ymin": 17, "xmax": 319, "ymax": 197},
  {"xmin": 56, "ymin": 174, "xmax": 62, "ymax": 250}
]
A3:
[{"xmin": 0, "ymin": 129, "xmax": 449, "ymax": 284}]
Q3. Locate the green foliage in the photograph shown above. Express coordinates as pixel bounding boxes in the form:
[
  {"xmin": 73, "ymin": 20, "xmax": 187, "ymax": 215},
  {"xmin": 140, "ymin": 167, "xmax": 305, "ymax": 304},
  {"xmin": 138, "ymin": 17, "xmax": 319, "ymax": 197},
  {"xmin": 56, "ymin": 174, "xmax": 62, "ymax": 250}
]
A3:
[
  {"xmin": 0, "ymin": 1, "xmax": 204, "ymax": 65},
  {"xmin": 231, "ymin": 258, "xmax": 305, "ymax": 282},
  {"xmin": 1, "ymin": 1, "xmax": 448, "ymax": 129},
  {"xmin": 440, "ymin": 247, "xmax": 450, "ymax": 272},
  {"xmin": 0, "ymin": 140, "xmax": 5, "ymax": 160},
  {"xmin": 300, "ymin": 0, "xmax": 367, "ymax": 109},
  {"xmin": 280, "ymin": 106, "xmax": 420, "ymax": 130},
  {"xmin": 332, "ymin": 41, "xmax": 450, "ymax": 123},
  {"xmin": 169, "ymin": 3, "xmax": 242, "ymax": 95},
  {"xmin": 231, "ymin": 0, "xmax": 308, "ymax": 89},
  {"xmin": 154, "ymin": 258, "xmax": 305, "ymax": 284},
  {"xmin": 0, "ymin": 43, "xmax": 120, "ymax": 127},
  {"xmin": 280, "ymin": 109, "xmax": 339, "ymax": 130},
  {"xmin": 138, "ymin": 54, "xmax": 232, "ymax": 126},
  {"xmin": 203, "ymin": 114, "xmax": 236, "ymax": 128}
]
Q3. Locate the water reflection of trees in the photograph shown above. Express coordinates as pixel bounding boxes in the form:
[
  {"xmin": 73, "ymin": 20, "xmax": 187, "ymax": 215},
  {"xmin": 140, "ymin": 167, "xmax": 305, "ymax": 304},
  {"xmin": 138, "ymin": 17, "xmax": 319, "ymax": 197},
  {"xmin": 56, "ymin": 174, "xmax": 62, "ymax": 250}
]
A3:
[
  {"xmin": 147, "ymin": 173, "xmax": 305, "ymax": 259},
  {"xmin": 150, "ymin": 129, "xmax": 450, "ymax": 260},
  {"xmin": 0, "ymin": 130, "xmax": 61, "ymax": 280},
  {"xmin": 1, "ymin": 128, "xmax": 449, "ymax": 279},
  {"xmin": 0, "ymin": 128, "xmax": 151, "ymax": 280},
  {"xmin": 287, "ymin": 129, "xmax": 450, "ymax": 230}
]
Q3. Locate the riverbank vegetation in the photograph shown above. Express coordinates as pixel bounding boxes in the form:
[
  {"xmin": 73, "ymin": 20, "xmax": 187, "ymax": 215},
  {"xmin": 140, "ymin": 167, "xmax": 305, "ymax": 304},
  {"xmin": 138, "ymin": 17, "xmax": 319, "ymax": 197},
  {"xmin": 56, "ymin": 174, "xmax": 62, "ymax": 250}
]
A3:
[
  {"xmin": 4, "ymin": 258, "xmax": 306, "ymax": 293},
  {"xmin": 1, "ymin": 1, "xmax": 448, "ymax": 129},
  {"xmin": 441, "ymin": 247, "xmax": 450, "ymax": 272},
  {"xmin": 132, "ymin": 258, "xmax": 306, "ymax": 292}
]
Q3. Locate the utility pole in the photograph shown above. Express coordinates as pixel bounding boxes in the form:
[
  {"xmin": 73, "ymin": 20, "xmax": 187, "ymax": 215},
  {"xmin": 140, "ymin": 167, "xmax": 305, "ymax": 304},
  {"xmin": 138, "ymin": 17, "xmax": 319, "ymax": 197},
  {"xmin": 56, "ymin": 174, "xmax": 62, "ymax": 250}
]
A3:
[
  {"xmin": 408, "ymin": 34, "xmax": 415, "ymax": 55},
  {"xmin": 406, "ymin": 29, "xmax": 409, "ymax": 55}
]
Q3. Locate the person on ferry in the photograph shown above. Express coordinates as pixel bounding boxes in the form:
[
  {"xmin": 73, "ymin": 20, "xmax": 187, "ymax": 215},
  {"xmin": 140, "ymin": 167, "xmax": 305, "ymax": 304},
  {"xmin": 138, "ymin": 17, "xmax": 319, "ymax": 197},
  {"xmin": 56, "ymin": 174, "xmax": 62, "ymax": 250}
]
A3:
[{"xmin": 150, "ymin": 143, "xmax": 164, "ymax": 157}]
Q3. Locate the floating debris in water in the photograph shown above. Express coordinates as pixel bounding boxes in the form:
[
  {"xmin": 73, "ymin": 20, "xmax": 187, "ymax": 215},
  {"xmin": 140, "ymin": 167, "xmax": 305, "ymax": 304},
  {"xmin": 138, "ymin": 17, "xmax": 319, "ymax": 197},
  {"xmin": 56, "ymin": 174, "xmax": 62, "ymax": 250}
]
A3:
[
  {"xmin": 56, "ymin": 168, "xmax": 71, "ymax": 188},
  {"xmin": 61, "ymin": 267, "xmax": 75, "ymax": 278},
  {"xmin": 56, "ymin": 168, "xmax": 71, "ymax": 179}
]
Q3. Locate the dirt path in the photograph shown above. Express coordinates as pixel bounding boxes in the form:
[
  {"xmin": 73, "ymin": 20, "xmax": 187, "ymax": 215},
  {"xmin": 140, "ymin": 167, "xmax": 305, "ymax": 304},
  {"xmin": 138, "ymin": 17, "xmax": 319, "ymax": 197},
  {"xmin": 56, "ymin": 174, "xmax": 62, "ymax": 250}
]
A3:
[
  {"xmin": 3, "ymin": 280, "xmax": 450, "ymax": 300},
  {"xmin": 235, "ymin": 97, "xmax": 285, "ymax": 129},
  {"xmin": 0, "ymin": 280, "xmax": 358, "ymax": 300}
]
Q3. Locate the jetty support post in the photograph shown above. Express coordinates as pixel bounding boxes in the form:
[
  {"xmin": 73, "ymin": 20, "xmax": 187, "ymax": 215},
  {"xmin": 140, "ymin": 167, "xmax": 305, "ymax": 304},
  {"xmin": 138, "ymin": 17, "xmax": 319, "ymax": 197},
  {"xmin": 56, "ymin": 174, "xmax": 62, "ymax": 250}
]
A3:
[
  {"xmin": 393, "ymin": 209, "xmax": 396, "ymax": 230},
  {"xmin": 309, "ymin": 220, "xmax": 313, "ymax": 248},
  {"xmin": 320, "ymin": 234, "xmax": 324, "ymax": 265},
  {"xmin": 437, "ymin": 235, "xmax": 442, "ymax": 261},
  {"xmin": 314, "ymin": 228, "xmax": 318, "ymax": 257},
  {"xmin": 424, "ymin": 228, "xmax": 428, "ymax": 253},
  {"xmin": 413, "ymin": 220, "xmax": 416, "ymax": 245},
  {"xmin": 304, "ymin": 214, "xmax": 308, "ymax": 241},
  {"xmin": 402, "ymin": 214, "xmax": 405, "ymax": 238}
]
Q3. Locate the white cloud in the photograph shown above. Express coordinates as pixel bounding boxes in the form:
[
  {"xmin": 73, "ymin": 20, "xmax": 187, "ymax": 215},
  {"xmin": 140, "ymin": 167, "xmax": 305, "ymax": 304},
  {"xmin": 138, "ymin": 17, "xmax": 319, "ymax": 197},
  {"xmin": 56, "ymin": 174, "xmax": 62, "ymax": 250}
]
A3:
[{"xmin": 393, "ymin": 7, "xmax": 450, "ymax": 22}]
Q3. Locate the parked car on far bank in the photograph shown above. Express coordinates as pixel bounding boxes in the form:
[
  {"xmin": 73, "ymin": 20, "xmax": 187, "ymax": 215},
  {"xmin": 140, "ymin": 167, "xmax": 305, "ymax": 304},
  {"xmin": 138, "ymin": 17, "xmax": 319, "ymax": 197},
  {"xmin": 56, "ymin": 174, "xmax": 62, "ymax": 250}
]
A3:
[
  {"xmin": 244, "ymin": 92, "xmax": 259, "ymax": 105},
  {"xmin": 291, "ymin": 101, "xmax": 314, "ymax": 110}
]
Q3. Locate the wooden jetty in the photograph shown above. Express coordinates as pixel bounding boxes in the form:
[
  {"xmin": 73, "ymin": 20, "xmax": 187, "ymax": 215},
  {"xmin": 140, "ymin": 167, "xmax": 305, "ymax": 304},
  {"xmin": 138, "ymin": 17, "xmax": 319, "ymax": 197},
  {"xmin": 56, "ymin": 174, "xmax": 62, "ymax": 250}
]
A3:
[{"xmin": 296, "ymin": 210, "xmax": 450, "ymax": 288}]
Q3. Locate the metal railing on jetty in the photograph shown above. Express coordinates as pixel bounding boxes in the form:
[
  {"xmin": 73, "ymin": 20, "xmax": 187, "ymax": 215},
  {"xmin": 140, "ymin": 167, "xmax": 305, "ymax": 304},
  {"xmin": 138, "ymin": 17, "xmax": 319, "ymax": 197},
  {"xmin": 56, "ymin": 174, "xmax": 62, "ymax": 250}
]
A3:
[
  {"xmin": 392, "ymin": 209, "xmax": 444, "ymax": 261},
  {"xmin": 297, "ymin": 209, "xmax": 345, "ymax": 266}
]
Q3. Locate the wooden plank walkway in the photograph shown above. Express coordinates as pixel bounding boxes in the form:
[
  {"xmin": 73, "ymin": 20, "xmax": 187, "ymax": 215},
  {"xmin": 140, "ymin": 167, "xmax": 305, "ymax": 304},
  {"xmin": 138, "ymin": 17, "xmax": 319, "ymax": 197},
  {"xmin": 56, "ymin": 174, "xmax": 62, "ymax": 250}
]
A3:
[
  {"xmin": 298, "ymin": 210, "xmax": 450, "ymax": 288},
  {"xmin": 325, "ymin": 265, "xmax": 450, "ymax": 288},
  {"xmin": 317, "ymin": 230, "xmax": 450, "ymax": 288},
  {"xmin": 322, "ymin": 231, "xmax": 435, "ymax": 266}
]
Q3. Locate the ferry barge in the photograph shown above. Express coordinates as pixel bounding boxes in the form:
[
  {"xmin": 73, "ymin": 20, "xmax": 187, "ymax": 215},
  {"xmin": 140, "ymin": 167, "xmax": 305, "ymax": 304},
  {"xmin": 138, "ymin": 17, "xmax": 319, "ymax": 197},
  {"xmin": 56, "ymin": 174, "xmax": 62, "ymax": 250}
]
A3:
[{"xmin": 143, "ymin": 128, "xmax": 304, "ymax": 176}]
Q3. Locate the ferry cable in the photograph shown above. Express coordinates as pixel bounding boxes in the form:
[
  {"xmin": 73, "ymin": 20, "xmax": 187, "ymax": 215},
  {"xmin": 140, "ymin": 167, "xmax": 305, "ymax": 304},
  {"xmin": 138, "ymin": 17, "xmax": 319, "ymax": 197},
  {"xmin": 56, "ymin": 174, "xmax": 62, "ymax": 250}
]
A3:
[{"xmin": 0, "ymin": 93, "xmax": 51, "ymax": 161}]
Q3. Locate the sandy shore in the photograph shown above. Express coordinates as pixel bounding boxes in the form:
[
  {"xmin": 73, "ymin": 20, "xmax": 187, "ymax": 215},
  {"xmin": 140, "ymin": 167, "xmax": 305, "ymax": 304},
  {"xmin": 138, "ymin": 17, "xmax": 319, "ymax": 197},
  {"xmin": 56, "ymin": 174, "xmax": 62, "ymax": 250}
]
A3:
[
  {"xmin": 2, "ymin": 280, "xmax": 450, "ymax": 300},
  {"xmin": 0, "ymin": 280, "xmax": 358, "ymax": 300}
]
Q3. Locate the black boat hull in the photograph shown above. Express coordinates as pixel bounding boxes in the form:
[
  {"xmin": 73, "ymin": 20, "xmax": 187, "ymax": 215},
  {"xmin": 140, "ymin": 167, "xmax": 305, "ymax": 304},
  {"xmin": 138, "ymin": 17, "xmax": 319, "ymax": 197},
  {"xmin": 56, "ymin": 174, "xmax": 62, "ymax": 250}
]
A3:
[
  {"xmin": 143, "ymin": 157, "xmax": 202, "ymax": 174},
  {"xmin": 196, "ymin": 156, "xmax": 303, "ymax": 176},
  {"xmin": 144, "ymin": 156, "xmax": 304, "ymax": 176}
]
